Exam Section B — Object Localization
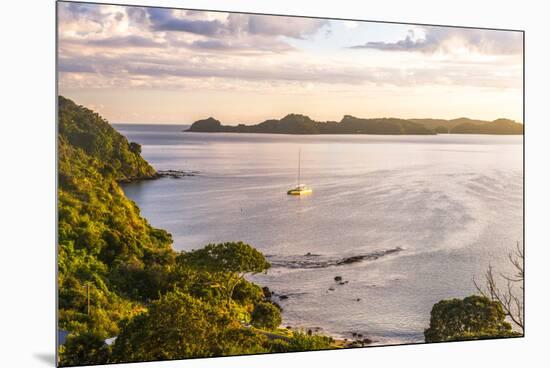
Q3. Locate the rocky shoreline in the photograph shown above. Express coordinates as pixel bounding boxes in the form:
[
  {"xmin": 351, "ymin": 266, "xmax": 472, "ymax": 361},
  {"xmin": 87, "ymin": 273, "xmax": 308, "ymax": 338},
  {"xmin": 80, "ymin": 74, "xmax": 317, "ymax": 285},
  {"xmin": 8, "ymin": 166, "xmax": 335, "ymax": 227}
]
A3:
[
  {"xmin": 156, "ymin": 169, "xmax": 199, "ymax": 179},
  {"xmin": 118, "ymin": 169, "xmax": 199, "ymax": 183},
  {"xmin": 263, "ymin": 280, "xmax": 377, "ymax": 349}
]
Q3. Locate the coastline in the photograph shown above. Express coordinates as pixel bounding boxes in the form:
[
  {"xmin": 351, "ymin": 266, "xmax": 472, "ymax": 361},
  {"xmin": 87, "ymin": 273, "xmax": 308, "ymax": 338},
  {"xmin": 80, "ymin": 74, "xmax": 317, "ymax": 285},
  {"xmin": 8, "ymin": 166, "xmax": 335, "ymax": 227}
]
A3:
[{"xmin": 118, "ymin": 128, "xmax": 521, "ymax": 350}]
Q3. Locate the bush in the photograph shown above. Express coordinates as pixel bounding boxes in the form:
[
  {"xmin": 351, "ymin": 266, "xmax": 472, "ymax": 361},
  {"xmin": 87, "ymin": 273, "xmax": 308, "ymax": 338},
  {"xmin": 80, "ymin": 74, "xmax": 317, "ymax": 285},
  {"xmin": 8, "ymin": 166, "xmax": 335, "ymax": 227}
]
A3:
[
  {"xmin": 251, "ymin": 301, "xmax": 282, "ymax": 330},
  {"xmin": 286, "ymin": 331, "xmax": 333, "ymax": 351}
]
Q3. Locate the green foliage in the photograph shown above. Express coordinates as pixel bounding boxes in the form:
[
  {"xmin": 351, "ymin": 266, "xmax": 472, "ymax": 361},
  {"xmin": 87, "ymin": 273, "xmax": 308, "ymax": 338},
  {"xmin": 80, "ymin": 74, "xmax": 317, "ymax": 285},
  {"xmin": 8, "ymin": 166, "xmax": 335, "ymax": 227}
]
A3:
[
  {"xmin": 111, "ymin": 290, "xmax": 268, "ymax": 362},
  {"xmin": 251, "ymin": 302, "xmax": 282, "ymax": 330},
  {"xmin": 168, "ymin": 263, "xmax": 227, "ymax": 302},
  {"xmin": 59, "ymin": 332, "xmax": 111, "ymax": 366},
  {"xmin": 58, "ymin": 96, "xmax": 156, "ymax": 181},
  {"xmin": 217, "ymin": 328, "xmax": 269, "ymax": 356},
  {"xmin": 424, "ymin": 295, "xmax": 521, "ymax": 342},
  {"xmin": 269, "ymin": 331, "xmax": 333, "ymax": 353},
  {"xmin": 178, "ymin": 242, "xmax": 270, "ymax": 304},
  {"xmin": 232, "ymin": 279, "xmax": 264, "ymax": 305},
  {"xmin": 179, "ymin": 242, "xmax": 270, "ymax": 275}
]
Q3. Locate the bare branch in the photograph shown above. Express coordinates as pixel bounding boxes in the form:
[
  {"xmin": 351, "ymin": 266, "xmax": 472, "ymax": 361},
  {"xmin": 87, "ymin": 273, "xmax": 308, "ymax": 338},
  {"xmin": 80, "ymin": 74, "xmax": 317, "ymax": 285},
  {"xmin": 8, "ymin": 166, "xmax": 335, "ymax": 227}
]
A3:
[{"xmin": 474, "ymin": 243, "xmax": 524, "ymax": 332}]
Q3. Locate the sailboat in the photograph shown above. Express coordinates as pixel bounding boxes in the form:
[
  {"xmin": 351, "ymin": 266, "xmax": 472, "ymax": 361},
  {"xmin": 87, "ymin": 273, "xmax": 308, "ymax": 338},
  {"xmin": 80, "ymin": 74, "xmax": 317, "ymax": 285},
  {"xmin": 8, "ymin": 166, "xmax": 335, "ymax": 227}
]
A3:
[{"xmin": 287, "ymin": 149, "xmax": 312, "ymax": 195}]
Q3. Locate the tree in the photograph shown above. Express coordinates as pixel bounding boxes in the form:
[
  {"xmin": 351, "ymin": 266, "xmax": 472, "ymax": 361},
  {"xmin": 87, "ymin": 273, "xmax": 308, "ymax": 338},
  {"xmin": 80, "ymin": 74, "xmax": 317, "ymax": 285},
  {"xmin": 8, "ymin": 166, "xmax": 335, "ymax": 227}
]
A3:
[
  {"xmin": 177, "ymin": 242, "xmax": 270, "ymax": 305},
  {"xmin": 129, "ymin": 142, "xmax": 141, "ymax": 154},
  {"xmin": 111, "ymin": 289, "xmax": 269, "ymax": 362},
  {"xmin": 251, "ymin": 301, "xmax": 282, "ymax": 330},
  {"xmin": 474, "ymin": 242, "xmax": 524, "ymax": 333},
  {"xmin": 424, "ymin": 295, "xmax": 519, "ymax": 342},
  {"xmin": 112, "ymin": 290, "xmax": 229, "ymax": 362},
  {"xmin": 232, "ymin": 279, "xmax": 264, "ymax": 305}
]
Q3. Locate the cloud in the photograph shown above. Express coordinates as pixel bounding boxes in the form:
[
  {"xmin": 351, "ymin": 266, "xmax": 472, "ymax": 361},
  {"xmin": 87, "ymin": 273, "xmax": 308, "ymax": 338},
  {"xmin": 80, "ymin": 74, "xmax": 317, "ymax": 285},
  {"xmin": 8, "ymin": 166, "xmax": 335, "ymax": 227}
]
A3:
[
  {"xmin": 86, "ymin": 35, "xmax": 164, "ymax": 48},
  {"xmin": 59, "ymin": 4, "xmax": 328, "ymax": 55},
  {"xmin": 57, "ymin": 51, "xmax": 521, "ymax": 91},
  {"xmin": 58, "ymin": 59, "xmax": 95, "ymax": 73},
  {"xmin": 57, "ymin": 3, "xmax": 521, "ymax": 94},
  {"xmin": 145, "ymin": 8, "xmax": 328, "ymax": 39},
  {"xmin": 351, "ymin": 27, "xmax": 523, "ymax": 55},
  {"xmin": 126, "ymin": 6, "xmax": 148, "ymax": 26},
  {"xmin": 59, "ymin": 2, "xmax": 113, "ymax": 27},
  {"xmin": 182, "ymin": 36, "xmax": 293, "ymax": 53},
  {"xmin": 227, "ymin": 13, "xmax": 329, "ymax": 39},
  {"xmin": 147, "ymin": 8, "xmax": 226, "ymax": 36}
]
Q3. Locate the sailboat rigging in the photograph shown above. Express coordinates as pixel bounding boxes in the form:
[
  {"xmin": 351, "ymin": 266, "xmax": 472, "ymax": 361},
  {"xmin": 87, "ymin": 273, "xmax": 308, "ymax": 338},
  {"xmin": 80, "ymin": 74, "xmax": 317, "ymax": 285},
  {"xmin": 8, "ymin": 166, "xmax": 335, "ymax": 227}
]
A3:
[{"xmin": 287, "ymin": 149, "xmax": 312, "ymax": 195}]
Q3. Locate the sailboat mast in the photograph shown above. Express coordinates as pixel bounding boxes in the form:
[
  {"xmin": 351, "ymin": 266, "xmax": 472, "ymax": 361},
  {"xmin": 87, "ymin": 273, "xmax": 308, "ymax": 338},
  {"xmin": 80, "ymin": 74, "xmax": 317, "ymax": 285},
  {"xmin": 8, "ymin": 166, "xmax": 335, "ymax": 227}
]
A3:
[{"xmin": 298, "ymin": 149, "xmax": 301, "ymax": 185}]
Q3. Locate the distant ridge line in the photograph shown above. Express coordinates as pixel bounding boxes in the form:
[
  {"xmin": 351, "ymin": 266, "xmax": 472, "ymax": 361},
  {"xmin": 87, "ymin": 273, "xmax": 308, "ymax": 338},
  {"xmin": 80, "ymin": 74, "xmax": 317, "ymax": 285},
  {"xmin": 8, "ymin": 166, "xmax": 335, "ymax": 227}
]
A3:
[{"xmin": 186, "ymin": 114, "xmax": 523, "ymax": 135}]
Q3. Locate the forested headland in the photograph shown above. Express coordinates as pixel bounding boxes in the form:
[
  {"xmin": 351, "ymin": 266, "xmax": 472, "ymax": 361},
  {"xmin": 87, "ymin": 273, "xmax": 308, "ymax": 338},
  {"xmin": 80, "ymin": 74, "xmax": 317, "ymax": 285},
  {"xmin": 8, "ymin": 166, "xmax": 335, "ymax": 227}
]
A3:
[{"xmin": 57, "ymin": 96, "xmax": 334, "ymax": 366}]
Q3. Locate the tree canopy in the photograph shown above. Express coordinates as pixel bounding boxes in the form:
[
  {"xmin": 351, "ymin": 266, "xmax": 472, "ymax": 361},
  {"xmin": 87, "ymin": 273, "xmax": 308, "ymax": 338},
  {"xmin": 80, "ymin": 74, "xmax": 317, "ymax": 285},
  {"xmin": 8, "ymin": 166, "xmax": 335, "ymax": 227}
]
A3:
[
  {"xmin": 424, "ymin": 295, "xmax": 520, "ymax": 342},
  {"xmin": 177, "ymin": 242, "xmax": 270, "ymax": 305},
  {"xmin": 178, "ymin": 242, "xmax": 270, "ymax": 275},
  {"xmin": 111, "ymin": 290, "xmax": 253, "ymax": 362}
]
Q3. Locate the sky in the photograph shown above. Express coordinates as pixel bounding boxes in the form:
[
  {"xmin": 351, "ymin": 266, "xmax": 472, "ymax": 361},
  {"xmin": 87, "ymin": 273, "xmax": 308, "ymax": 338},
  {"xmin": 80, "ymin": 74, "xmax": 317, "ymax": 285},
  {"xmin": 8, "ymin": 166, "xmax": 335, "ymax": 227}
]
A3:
[{"xmin": 57, "ymin": 2, "xmax": 523, "ymax": 124}]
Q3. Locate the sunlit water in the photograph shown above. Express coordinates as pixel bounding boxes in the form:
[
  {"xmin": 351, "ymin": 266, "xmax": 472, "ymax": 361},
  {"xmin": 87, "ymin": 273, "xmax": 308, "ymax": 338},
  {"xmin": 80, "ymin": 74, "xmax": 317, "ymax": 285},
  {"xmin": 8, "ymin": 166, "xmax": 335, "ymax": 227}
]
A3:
[{"xmin": 116, "ymin": 124, "xmax": 523, "ymax": 345}]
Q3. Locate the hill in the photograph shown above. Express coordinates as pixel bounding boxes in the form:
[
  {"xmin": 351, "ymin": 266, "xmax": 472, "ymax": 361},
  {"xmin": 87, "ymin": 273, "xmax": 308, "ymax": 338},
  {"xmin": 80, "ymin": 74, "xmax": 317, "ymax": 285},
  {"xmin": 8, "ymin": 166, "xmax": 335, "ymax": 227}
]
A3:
[
  {"xmin": 452, "ymin": 119, "xmax": 523, "ymax": 134},
  {"xmin": 187, "ymin": 114, "xmax": 435, "ymax": 135},
  {"xmin": 58, "ymin": 96, "xmax": 175, "ymax": 344},
  {"xmin": 410, "ymin": 118, "xmax": 523, "ymax": 135},
  {"xmin": 187, "ymin": 114, "xmax": 523, "ymax": 135},
  {"xmin": 59, "ymin": 96, "xmax": 158, "ymax": 181}
]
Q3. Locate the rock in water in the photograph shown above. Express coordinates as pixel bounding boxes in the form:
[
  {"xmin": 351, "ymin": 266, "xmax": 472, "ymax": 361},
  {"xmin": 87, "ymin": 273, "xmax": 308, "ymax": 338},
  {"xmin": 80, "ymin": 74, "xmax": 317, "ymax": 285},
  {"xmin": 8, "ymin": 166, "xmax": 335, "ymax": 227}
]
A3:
[{"xmin": 157, "ymin": 170, "xmax": 198, "ymax": 179}]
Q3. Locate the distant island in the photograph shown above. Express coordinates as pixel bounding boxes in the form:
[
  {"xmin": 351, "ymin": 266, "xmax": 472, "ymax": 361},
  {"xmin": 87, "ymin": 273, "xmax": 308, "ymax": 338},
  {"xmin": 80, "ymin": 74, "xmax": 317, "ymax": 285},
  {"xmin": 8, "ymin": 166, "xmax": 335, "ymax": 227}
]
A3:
[{"xmin": 186, "ymin": 114, "xmax": 523, "ymax": 135}]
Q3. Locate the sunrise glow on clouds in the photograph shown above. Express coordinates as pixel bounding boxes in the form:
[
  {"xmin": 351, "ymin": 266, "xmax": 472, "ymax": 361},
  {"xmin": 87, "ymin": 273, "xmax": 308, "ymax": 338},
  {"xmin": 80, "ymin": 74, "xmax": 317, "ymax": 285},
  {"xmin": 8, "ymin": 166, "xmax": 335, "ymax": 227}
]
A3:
[{"xmin": 57, "ymin": 2, "xmax": 523, "ymax": 124}]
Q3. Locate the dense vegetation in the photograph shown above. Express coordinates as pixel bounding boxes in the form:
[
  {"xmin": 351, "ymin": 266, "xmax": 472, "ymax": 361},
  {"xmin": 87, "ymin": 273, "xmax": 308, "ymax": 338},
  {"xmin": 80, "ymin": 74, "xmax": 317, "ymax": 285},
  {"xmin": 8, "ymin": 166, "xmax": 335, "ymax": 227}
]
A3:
[
  {"xmin": 187, "ymin": 114, "xmax": 523, "ymax": 135},
  {"xmin": 424, "ymin": 295, "xmax": 521, "ymax": 342},
  {"xmin": 57, "ymin": 97, "xmax": 333, "ymax": 366}
]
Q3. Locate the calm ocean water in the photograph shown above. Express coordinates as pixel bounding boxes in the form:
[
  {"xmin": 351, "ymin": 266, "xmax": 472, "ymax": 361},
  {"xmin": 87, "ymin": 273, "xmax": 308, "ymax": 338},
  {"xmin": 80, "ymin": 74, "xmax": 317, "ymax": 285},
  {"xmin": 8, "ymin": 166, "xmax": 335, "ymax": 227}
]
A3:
[{"xmin": 115, "ymin": 124, "xmax": 523, "ymax": 345}]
